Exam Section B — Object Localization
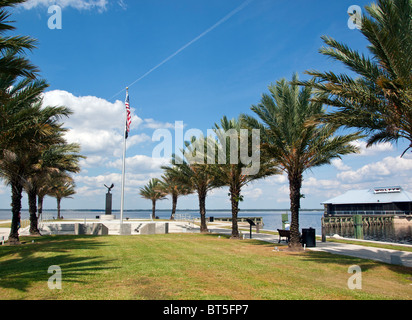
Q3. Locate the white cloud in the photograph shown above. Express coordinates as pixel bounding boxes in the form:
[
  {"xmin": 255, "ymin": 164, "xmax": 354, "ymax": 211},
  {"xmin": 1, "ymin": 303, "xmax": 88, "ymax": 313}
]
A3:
[
  {"xmin": 302, "ymin": 177, "xmax": 343, "ymax": 200},
  {"xmin": 76, "ymin": 173, "xmax": 122, "ymax": 187},
  {"xmin": 303, "ymin": 177, "xmax": 340, "ymax": 189},
  {"xmin": 351, "ymin": 140, "xmax": 394, "ymax": 156},
  {"xmin": 337, "ymin": 156, "xmax": 412, "ymax": 184},
  {"xmin": 331, "ymin": 159, "xmax": 351, "ymax": 171},
  {"xmin": 76, "ymin": 171, "xmax": 161, "ymax": 193},
  {"xmin": 20, "ymin": 0, "xmax": 108, "ymax": 11},
  {"xmin": 242, "ymin": 185, "xmax": 263, "ymax": 200},
  {"xmin": 142, "ymin": 118, "xmax": 175, "ymax": 130},
  {"xmin": 106, "ymin": 155, "xmax": 169, "ymax": 173},
  {"xmin": 42, "ymin": 90, "xmax": 141, "ymax": 132},
  {"xmin": 79, "ymin": 155, "xmax": 107, "ymax": 168},
  {"xmin": 75, "ymin": 186, "xmax": 102, "ymax": 197},
  {"xmin": 42, "ymin": 90, "xmax": 148, "ymax": 156},
  {"xmin": 272, "ymin": 176, "xmax": 342, "ymax": 201},
  {"xmin": 277, "ymin": 184, "xmax": 289, "ymax": 195},
  {"xmin": 266, "ymin": 173, "xmax": 287, "ymax": 185}
]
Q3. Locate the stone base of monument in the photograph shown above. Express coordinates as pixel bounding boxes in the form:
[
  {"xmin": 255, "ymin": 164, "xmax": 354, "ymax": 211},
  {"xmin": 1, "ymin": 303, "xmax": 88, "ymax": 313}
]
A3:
[
  {"xmin": 75, "ymin": 223, "xmax": 109, "ymax": 235},
  {"xmin": 119, "ymin": 223, "xmax": 131, "ymax": 235},
  {"xmin": 100, "ymin": 215, "xmax": 116, "ymax": 221}
]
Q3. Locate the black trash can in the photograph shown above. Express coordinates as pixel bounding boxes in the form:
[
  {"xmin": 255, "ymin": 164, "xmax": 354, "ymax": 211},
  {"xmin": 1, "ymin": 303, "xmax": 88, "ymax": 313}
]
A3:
[
  {"xmin": 209, "ymin": 216, "xmax": 214, "ymax": 223},
  {"xmin": 302, "ymin": 228, "xmax": 316, "ymax": 247}
]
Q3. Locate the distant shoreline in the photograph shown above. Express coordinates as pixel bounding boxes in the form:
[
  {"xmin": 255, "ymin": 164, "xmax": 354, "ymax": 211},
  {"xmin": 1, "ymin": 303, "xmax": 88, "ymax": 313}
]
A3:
[{"xmin": 0, "ymin": 208, "xmax": 323, "ymax": 212}]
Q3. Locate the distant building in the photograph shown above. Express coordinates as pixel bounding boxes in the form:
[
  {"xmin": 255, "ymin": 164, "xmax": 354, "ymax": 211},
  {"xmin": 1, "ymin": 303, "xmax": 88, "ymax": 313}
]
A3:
[{"xmin": 322, "ymin": 187, "xmax": 412, "ymax": 216}]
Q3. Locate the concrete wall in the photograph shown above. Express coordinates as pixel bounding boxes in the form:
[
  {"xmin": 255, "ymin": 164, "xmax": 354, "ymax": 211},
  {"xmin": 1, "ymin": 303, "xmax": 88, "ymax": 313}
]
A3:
[{"xmin": 40, "ymin": 221, "xmax": 190, "ymax": 236}]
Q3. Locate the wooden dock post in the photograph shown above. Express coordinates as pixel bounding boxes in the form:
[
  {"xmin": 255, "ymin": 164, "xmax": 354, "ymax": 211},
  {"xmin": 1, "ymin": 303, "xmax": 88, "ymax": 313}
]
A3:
[
  {"xmin": 353, "ymin": 215, "xmax": 363, "ymax": 239},
  {"xmin": 321, "ymin": 217, "xmax": 326, "ymax": 242}
]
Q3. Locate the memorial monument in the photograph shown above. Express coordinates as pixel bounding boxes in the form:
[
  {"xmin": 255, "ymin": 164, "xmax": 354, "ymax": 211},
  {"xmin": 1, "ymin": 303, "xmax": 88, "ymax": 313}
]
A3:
[{"xmin": 101, "ymin": 183, "xmax": 116, "ymax": 221}]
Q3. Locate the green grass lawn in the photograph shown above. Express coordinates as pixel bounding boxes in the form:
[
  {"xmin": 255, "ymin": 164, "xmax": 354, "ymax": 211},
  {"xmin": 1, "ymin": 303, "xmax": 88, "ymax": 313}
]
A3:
[{"xmin": 0, "ymin": 233, "xmax": 411, "ymax": 300}]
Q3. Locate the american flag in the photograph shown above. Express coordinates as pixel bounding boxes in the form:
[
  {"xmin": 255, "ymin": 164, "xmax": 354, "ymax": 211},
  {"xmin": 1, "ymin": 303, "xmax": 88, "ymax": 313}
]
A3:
[{"xmin": 125, "ymin": 91, "xmax": 131, "ymax": 139}]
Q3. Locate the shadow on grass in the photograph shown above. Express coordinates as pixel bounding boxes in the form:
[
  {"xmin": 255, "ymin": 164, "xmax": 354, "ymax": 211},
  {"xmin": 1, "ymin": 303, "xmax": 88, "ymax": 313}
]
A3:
[
  {"xmin": 207, "ymin": 232, "xmax": 412, "ymax": 277},
  {"xmin": 0, "ymin": 235, "xmax": 118, "ymax": 292},
  {"xmin": 206, "ymin": 232, "xmax": 288, "ymax": 249},
  {"xmin": 303, "ymin": 249, "xmax": 412, "ymax": 276}
]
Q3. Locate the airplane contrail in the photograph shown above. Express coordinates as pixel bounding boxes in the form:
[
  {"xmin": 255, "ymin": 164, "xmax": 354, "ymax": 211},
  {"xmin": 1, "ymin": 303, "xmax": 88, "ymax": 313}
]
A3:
[{"xmin": 110, "ymin": 0, "xmax": 254, "ymax": 101}]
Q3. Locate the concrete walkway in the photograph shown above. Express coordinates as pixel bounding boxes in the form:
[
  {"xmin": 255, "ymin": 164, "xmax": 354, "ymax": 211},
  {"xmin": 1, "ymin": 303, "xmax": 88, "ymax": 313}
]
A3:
[{"xmin": 309, "ymin": 241, "xmax": 412, "ymax": 268}]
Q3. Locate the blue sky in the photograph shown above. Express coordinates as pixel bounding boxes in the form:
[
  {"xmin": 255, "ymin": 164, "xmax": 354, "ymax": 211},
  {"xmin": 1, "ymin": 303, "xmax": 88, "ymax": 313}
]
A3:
[{"xmin": 1, "ymin": 0, "xmax": 411, "ymax": 212}]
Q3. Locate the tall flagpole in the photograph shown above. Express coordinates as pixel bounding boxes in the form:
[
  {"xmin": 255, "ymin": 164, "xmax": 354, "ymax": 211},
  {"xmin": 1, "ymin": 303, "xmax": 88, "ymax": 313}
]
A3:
[{"xmin": 120, "ymin": 87, "xmax": 128, "ymax": 225}]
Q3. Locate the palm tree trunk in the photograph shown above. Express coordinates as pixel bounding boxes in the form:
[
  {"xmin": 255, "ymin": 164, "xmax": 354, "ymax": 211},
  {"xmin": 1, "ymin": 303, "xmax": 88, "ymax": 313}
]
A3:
[
  {"xmin": 198, "ymin": 190, "xmax": 208, "ymax": 233},
  {"xmin": 288, "ymin": 171, "xmax": 303, "ymax": 250},
  {"xmin": 152, "ymin": 199, "xmax": 156, "ymax": 220},
  {"xmin": 28, "ymin": 188, "xmax": 41, "ymax": 236},
  {"xmin": 170, "ymin": 193, "xmax": 177, "ymax": 220},
  {"xmin": 9, "ymin": 181, "xmax": 22, "ymax": 245},
  {"xmin": 57, "ymin": 198, "xmax": 61, "ymax": 219},
  {"xmin": 37, "ymin": 195, "xmax": 44, "ymax": 220},
  {"xmin": 230, "ymin": 184, "xmax": 240, "ymax": 239}
]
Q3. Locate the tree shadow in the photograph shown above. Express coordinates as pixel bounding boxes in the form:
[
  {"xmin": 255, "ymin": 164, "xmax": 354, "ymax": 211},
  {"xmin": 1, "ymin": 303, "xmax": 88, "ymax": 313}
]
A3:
[
  {"xmin": 205, "ymin": 232, "xmax": 289, "ymax": 249},
  {"xmin": 302, "ymin": 248, "xmax": 412, "ymax": 276},
  {"xmin": 0, "ymin": 235, "xmax": 118, "ymax": 292}
]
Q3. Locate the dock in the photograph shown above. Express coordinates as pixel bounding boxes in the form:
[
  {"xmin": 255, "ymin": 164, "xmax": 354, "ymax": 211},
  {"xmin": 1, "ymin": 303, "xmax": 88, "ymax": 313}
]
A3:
[
  {"xmin": 211, "ymin": 216, "xmax": 263, "ymax": 226},
  {"xmin": 322, "ymin": 215, "xmax": 394, "ymax": 228}
]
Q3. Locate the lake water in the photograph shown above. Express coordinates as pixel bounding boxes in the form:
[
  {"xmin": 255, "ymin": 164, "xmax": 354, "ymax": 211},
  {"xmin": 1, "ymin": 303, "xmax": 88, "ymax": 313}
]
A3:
[{"xmin": 1, "ymin": 209, "xmax": 411, "ymax": 244}]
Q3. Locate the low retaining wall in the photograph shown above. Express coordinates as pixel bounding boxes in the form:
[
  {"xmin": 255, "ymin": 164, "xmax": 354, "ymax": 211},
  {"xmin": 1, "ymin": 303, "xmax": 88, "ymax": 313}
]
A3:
[
  {"xmin": 74, "ymin": 223, "xmax": 109, "ymax": 235},
  {"xmin": 40, "ymin": 220, "xmax": 190, "ymax": 236}
]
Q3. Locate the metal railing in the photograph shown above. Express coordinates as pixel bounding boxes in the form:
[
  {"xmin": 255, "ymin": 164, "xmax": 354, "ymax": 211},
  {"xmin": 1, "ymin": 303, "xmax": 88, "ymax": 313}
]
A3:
[
  {"xmin": 175, "ymin": 213, "xmax": 195, "ymax": 221},
  {"xmin": 20, "ymin": 219, "xmax": 30, "ymax": 229},
  {"xmin": 329, "ymin": 210, "xmax": 410, "ymax": 216}
]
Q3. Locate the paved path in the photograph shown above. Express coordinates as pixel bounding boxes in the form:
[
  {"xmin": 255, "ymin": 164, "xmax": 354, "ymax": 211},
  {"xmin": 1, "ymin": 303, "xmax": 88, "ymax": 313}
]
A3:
[{"xmin": 310, "ymin": 241, "xmax": 412, "ymax": 268}]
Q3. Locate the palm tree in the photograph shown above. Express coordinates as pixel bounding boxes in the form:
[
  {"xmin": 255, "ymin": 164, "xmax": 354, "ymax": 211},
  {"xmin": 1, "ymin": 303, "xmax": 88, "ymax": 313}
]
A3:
[
  {"xmin": 139, "ymin": 178, "xmax": 167, "ymax": 220},
  {"xmin": 168, "ymin": 137, "xmax": 223, "ymax": 233},
  {"xmin": 48, "ymin": 175, "xmax": 76, "ymax": 219},
  {"xmin": 21, "ymin": 117, "xmax": 66, "ymax": 235},
  {"xmin": 0, "ymin": 77, "xmax": 49, "ymax": 150},
  {"xmin": 241, "ymin": 74, "xmax": 362, "ymax": 249},
  {"xmin": 0, "ymin": 1, "xmax": 51, "ymax": 244},
  {"xmin": 25, "ymin": 141, "xmax": 83, "ymax": 235},
  {"xmin": 299, "ymin": 0, "xmax": 412, "ymax": 156},
  {"xmin": 36, "ymin": 143, "xmax": 83, "ymax": 220},
  {"xmin": 0, "ymin": 77, "xmax": 73, "ymax": 242},
  {"xmin": 156, "ymin": 169, "xmax": 193, "ymax": 220},
  {"xmin": 213, "ymin": 116, "xmax": 279, "ymax": 239},
  {"xmin": 0, "ymin": 0, "xmax": 38, "ymax": 83},
  {"xmin": 0, "ymin": 78, "xmax": 59, "ymax": 244},
  {"xmin": 0, "ymin": 149, "xmax": 30, "ymax": 244}
]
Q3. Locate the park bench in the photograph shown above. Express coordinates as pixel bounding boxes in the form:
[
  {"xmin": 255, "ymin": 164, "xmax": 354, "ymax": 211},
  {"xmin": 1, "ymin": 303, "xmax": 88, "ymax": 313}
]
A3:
[{"xmin": 277, "ymin": 229, "xmax": 290, "ymax": 243}]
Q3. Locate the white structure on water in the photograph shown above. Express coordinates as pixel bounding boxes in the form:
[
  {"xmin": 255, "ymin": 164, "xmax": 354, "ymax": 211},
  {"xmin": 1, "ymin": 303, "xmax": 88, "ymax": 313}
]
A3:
[{"xmin": 322, "ymin": 186, "xmax": 412, "ymax": 216}]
